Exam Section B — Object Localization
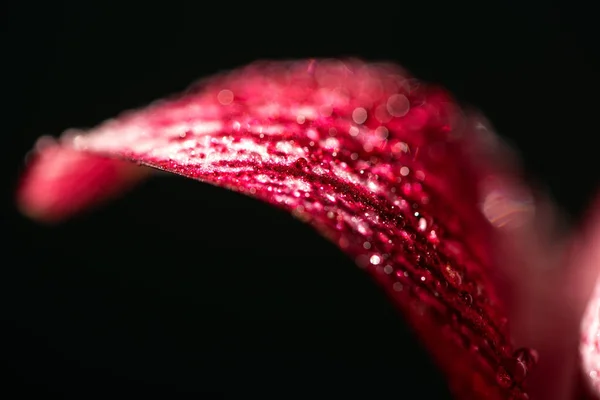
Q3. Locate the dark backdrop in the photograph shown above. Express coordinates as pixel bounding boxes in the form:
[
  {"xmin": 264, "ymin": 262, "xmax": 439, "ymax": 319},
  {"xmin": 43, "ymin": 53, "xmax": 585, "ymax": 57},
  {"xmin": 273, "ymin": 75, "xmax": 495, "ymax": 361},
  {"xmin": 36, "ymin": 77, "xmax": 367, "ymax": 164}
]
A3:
[{"xmin": 2, "ymin": 1, "xmax": 598, "ymax": 398}]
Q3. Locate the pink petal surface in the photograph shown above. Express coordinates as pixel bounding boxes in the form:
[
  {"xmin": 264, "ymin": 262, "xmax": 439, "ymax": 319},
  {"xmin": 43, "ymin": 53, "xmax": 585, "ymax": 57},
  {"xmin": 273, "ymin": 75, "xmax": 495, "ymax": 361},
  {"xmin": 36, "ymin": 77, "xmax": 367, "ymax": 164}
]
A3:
[
  {"xmin": 17, "ymin": 139, "xmax": 149, "ymax": 223},
  {"xmin": 17, "ymin": 59, "xmax": 543, "ymax": 399}
]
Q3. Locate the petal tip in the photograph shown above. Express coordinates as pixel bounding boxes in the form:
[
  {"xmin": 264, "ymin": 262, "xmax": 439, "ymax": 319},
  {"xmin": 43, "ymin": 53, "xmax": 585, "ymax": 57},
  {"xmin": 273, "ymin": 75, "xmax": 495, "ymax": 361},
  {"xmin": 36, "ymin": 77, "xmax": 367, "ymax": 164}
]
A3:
[{"xmin": 16, "ymin": 144, "xmax": 149, "ymax": 223}]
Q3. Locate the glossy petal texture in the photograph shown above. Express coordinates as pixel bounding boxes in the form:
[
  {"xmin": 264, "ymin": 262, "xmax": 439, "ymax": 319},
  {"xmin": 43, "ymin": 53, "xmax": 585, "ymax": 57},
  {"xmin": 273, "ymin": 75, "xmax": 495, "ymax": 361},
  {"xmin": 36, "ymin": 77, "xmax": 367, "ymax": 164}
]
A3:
[{"xmin": 18, "ymin": 59, "xmax": 538, "ymax": 399}]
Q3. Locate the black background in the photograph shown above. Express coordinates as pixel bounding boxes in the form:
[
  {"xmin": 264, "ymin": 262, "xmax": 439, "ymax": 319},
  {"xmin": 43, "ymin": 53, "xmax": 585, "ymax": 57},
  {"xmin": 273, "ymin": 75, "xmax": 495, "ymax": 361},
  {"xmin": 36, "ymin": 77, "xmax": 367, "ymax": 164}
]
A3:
[{"xmin": 2, "ymin": 1, "xmax": 599, "ymax": 398}]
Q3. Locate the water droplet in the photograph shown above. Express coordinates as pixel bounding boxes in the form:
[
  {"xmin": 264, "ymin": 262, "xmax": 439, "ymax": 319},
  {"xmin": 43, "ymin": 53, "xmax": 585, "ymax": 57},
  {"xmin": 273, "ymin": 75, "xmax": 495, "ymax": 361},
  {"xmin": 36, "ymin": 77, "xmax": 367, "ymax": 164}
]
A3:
[
  {"xmin": 387, "ymin": 94, "xmax": 410, "ymax": 117},
  {"xmin": 374, "ymin": 125, "xmax": 389, "ymax": 140},
  {"xmin": 247, "ymin": 152, "xmax": 263, "ymax": 163},
  {"xmin": 428, "ymin": 230, "xmax": 439, "ymax": 244},
  {"xmin": 370, "ymin": 254, "xmax": 381, "ymax": 265},
  {"xmin": 435, "ymin": 280, "xmax": 448, "ymax": 292},
  {"xmin": 352, "ymin": 107, "xmax": 368, "ymax": 124},
  {"xmin": 460, "ymin": 291, "xmax": 473, "ymax": 306},
  {"xmin": 217, "ymin": 89, "xmax": 234, "ymax": 105},
  {"xmin": 495, "ymin": 366, "xmax": 512, "ymax": 389},
  {"xmin": 513, "ymin": 348, "xmax": 538, "ymax": 369},
  {"xmin": 294, "ymin": 157, "xmax": 308, "ymax": 170},
  {"xmin": 392, "ymin": 141, "xmax": 409, "ymax": 153},
  {"xmin": 496, "ymin": 348, "xmax": 538, "ymax": 387},
  {"xmin": 511, "ymin": 359, "xmax": 527, "ymax": 383},
  {"xmin": 442, "ymin": 264, "xmax": 463, "ymax": 287}
]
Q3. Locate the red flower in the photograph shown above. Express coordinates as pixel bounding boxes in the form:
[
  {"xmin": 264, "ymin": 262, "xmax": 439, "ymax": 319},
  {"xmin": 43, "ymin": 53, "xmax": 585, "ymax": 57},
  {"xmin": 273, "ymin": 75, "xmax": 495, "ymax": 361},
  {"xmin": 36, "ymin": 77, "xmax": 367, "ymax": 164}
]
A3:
[{"xmin": 15, "ymin": 59, "xmax": 600, "ymax": 399}]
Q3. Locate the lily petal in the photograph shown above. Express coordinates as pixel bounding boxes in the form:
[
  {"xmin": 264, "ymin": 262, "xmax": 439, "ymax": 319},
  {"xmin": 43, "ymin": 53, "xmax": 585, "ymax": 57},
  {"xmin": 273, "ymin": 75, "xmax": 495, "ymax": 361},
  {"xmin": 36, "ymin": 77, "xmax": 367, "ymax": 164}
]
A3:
[{"xmin": 18, "ymin": 59, "xmax": 545, "ymax": 399}]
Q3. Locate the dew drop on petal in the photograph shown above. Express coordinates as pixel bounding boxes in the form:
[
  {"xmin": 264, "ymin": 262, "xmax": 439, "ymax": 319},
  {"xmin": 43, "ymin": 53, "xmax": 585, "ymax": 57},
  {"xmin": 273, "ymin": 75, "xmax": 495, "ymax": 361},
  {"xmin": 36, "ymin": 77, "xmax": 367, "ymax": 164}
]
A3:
[
  {"xmin": 460, "ymin": 291, "xmax": 473, "ymax": 306},
  {"xmin": 217, "ymin": 89, "xmax": 234, "ymax": 105},
  {"xmin": 496, "ymin": 366, "xmax": 513, "ymax": 389},
  {"xmin": 294, "ymin": 157, "xmax": 309, "ymax": 170},
  {"xmin": 387, "ymin": 94, "xmax": 410, "ymax": 117},
  {"xmin": 352, "ymin": 107, "xmax": 368, "ymax": 124}
]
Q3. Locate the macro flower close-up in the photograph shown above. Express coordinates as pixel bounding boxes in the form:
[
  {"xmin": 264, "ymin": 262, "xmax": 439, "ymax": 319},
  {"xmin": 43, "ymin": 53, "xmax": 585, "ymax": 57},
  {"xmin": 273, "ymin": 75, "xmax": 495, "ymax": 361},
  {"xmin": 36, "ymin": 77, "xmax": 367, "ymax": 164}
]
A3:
[{"xmin": 4, "ymin": 2, "xmax": 600, "ymax": 400}]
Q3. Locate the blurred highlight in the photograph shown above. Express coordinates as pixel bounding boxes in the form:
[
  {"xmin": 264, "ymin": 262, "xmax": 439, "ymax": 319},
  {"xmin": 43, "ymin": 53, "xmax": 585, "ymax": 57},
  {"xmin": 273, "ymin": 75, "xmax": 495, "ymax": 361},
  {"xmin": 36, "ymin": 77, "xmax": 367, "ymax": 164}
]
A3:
[{"xmin": 17, "ymin": 137, "xmax": 149, "ymax": 223}]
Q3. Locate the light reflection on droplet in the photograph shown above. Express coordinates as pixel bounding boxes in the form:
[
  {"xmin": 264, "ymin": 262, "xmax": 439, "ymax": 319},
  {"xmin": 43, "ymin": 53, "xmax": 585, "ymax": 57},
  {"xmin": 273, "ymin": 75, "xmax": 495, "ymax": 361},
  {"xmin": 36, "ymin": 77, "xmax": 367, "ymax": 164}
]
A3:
[
  {"xmin": 393, "ymin": 142, "xmax": 409, "ymax": 153},
  {"xmin": 374, "ymin": 126, "xmax": 389, "ymax": 139},
  {"xmin": 387, "ymin": 94, "xmax": 410, "ymax": 117},
  {"xmin": 217, "ymin": 89, "xmax": 234, "ymax": 105},
  {"xmin": 324, "ymin": 137, "xmax": 340, "ymax": 149},
  {"xmin": 370, "ymin": 254, "xmax": 381, "ymax": 265},
  {"xmin": 352, "ymin": 107, "xmax": 368, "ymax": 124}
]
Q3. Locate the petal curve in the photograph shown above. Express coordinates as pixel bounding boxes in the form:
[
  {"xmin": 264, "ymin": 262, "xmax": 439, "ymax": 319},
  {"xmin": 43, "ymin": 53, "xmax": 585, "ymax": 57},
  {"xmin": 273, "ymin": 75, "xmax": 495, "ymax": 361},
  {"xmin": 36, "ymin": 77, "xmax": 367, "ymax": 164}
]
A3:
[{"xmin": 17, "ymin": 59, "xmax": 537, "ymax": 399}]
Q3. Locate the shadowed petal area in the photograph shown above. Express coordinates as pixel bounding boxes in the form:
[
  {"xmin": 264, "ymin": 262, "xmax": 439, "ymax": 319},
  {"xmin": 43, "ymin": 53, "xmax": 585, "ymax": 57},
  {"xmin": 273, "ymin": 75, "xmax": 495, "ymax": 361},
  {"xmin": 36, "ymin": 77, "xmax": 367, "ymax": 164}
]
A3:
[{"xmin": 17, "ymin": 59, "xmax": 539, "ymax": 399}]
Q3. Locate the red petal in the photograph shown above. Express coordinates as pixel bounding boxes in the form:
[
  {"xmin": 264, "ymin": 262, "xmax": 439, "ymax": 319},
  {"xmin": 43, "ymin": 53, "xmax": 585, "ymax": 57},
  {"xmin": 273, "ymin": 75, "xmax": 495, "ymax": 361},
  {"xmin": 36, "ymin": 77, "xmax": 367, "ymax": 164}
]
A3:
[{"xmin": 17, "ymin": 59, "xmax": 535, "ymax": 398}]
